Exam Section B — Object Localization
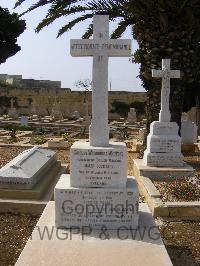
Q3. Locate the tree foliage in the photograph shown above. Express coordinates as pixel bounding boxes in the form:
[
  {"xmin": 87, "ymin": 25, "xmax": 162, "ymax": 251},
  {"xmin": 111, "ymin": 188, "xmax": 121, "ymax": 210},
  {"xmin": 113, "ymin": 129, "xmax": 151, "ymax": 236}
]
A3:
[{"xmin": 0, "ymin": 7, "xmax": 26, "ymax": 64}]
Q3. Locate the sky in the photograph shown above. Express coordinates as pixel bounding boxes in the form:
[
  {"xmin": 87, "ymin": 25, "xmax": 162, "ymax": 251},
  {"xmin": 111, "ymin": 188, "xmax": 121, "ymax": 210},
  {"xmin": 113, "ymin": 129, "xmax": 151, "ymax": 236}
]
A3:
[{"xmin": 0, "ymin": 1, "xmax": 144, "ymax": 92}]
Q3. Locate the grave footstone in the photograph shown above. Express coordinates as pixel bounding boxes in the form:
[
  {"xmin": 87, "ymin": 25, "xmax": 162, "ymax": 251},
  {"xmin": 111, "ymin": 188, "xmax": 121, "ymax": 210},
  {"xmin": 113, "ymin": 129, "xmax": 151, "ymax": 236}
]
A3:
[{"xmin": 55, "ymin": 15, "xmax": 139, "ymax": 230}]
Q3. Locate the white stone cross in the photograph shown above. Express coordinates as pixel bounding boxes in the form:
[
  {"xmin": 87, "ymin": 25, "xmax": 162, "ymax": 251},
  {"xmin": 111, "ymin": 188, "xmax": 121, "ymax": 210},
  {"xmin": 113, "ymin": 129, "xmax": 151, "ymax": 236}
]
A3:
[
  {"xmin": 152, "ymin": 59, "xmax": 180, "ymax": 122},
  {"xmin": 71, "ymin": 15, "xmax": 131, "ymax": 147}
]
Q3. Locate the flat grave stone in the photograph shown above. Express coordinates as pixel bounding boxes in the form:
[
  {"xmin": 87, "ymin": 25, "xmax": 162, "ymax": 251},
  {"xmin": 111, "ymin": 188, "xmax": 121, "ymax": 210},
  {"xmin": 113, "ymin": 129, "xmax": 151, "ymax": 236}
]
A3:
[{"xmin": 0, "ymin": 147, "xmax": 56, "ymax": 190}]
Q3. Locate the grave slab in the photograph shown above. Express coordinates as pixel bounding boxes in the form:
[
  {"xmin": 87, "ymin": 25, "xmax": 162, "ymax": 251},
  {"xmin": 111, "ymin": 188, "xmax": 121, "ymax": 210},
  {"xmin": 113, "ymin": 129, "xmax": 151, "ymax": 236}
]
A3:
[
  {"xmin": 16, "ymin": 201, "xmax": 172, "ymax": 266},
  {"xmin": 0, "ymin": 161, "xmax": 63, "ymax": 200},
  {"xmin": 0, "ymin": 147, "xmax": 56, "ymax": 190},
  {"xmin": 134, "ymin": 159, "xmax": 194, "ymax": 180}
]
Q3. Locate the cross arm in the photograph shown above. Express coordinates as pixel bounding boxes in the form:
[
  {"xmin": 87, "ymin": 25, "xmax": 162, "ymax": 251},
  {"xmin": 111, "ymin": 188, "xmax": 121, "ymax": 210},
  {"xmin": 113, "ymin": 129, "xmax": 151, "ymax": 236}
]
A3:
[
  {"xmin": 107, "ymin": 39, "xmax": 132, "ymax": 57},
  {"xmin": 152, "ymin": 69, "xmax": 163, "ymax": 78},
  {"xmin": 70, "ymin": 39, "xmax": 96, "ymax": 57},
  {"xmin": 170, "ymin": 70, "xmax": 181, "ymax": 79}
]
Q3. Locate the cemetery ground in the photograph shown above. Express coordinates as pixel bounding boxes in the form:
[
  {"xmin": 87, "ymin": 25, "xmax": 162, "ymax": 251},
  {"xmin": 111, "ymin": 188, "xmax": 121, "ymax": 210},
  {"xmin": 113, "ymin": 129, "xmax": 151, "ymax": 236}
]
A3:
[{"xmin": 0, "ymin": 141, "xmax": 199, "ymax": 266}]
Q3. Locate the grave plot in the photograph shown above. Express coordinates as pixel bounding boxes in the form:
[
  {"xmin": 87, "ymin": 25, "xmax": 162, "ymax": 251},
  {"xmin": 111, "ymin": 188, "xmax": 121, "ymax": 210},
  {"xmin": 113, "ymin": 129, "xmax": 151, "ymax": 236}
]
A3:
[
  {"xmin": 133, "ymin": 59, "xmax": 200, "ymax": 220},
  {"xmin": 0, "ymin": 146, "xmax": 67, "ymax": 215}
]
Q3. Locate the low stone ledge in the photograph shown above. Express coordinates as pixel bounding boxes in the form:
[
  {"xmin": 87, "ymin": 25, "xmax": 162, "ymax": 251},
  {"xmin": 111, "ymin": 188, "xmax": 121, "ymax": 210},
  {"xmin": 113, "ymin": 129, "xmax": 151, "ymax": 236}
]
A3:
[
  {"xmin": 133, "ymin": 167, "xmax": 200, "ymax": 220},
  {"xmin": 0, "ymin": 199, "xmax": 46, "ymax": 215}
]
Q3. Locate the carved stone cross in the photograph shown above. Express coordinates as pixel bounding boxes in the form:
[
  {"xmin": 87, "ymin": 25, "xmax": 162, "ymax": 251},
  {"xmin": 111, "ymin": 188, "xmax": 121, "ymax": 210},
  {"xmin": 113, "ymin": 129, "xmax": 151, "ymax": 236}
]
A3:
[
  {"xmin": 152, "ymin": 59, "xmax": 180, "ymax": 122},
  {"xmin": 71, "ymin": 15, "xmax": 131, "ymax": 146}
]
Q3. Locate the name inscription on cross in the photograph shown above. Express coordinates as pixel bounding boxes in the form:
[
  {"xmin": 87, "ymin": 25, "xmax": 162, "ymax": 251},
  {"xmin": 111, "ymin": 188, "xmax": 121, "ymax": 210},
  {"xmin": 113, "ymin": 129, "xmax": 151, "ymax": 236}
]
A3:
[
  {"xmin": 152, "ymin": 59, "xmax": 180, "ymax": 122},
  {"xmin": 71, "ymin": 15, "xmax": 131, "ymax": 147}
]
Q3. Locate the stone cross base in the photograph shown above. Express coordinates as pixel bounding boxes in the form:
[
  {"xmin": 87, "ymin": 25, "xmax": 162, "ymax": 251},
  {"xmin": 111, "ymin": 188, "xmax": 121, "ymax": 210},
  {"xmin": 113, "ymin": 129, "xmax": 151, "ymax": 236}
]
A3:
[
  {"xmin": 143, "ymin": 121, "xmax": 184, "ymax": 167},
  {"xmin": 55, "ymin": 174, "xmax": 139, "ymax": 230},
  {"xmin": 70, "ymin": 141, "xmax": 127, "ymax": 188}
]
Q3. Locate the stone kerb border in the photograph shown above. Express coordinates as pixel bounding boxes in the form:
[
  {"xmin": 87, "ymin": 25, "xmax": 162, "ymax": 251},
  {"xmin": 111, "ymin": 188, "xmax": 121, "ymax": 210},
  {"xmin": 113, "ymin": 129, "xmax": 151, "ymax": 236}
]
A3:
[{"xmin": 134, "ymin": 169, "xmax": 200, "ymax": 220}]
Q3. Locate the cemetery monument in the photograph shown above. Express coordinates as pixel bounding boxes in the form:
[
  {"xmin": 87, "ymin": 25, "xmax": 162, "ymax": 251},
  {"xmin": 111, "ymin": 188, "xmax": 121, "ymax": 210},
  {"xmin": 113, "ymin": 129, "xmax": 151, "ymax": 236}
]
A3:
[
  {"xmin": 55, "ymin": 15, "xmax": 139, "ymax": 229},
  {"xmin": 181, "ymin": 113, "xmax": 198, "ymax": 144},
  {"xmin": 127, "ymin": 107, "xmax": 137, "ymax": 123},
  {"xmin": 8, "ymin": 98, "xmax": 18, "ymax": 119},
  {"xmin": 143, "ymin": 59, "xmax": 184, "ymax": 167}
]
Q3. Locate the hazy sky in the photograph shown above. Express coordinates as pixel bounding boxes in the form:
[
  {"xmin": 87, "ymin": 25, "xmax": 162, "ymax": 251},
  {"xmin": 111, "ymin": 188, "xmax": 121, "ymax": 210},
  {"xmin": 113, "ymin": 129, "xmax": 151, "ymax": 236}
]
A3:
[{"xmin": 0, "ymin": 1, "xmax": 144, "ymax": 91}]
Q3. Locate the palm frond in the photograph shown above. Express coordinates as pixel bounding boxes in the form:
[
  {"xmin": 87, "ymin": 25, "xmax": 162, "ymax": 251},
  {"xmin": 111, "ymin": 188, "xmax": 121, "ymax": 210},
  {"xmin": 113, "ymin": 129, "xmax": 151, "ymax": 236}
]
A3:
[
  {"xmin": 82, "ymin": 23, "xmax": 93, "ymax": 38},
  {"xmin": 111, "ymin": 20, "xmax": 130, "ymax": 38},
  {"xmin": 57, "ymin": 14, "xmax": 94, "ymax": 37}
]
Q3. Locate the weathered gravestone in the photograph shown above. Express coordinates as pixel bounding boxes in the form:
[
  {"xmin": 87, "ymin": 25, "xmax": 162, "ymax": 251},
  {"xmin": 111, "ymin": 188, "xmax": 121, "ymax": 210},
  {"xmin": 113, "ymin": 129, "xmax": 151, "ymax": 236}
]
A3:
[
  {"xmin": 143, "ymin": 59, "xmax": 184, "ymax": 167},
  {"xmin": 8, "ymin": 98, "xmax": 18, "ymax": 119},
  {"xmin": 127, "ymin": 108, "xmax": 137, "ymax": 123},
  {"xmin": 181, "ymin": 113, "xmax": 198, "ymax": 144},
  {"xmin": 50, "ymin": 103, "xmax": 63, "ymax": 121},
  {"xmin": 20, "ymin": 116, "xmax": 28, "ymax": 127},
  {"xmin": 0, "ymin": 147, "xmax": 56, "ymax": 190},
  {"xmin": 72, "ymin": 110, "xmax": 81, "ymax": 120},
  {"xmin": 55, "ymin": 15, "xmax": 139, "ymax": 229}
]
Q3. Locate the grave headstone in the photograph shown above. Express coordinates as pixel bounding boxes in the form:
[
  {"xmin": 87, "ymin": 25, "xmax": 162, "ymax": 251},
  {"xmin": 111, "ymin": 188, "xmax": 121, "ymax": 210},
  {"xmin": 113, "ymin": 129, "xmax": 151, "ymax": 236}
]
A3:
[
  {"xmin": 55, "ymin": 15, "xmax": 139, "ymax": 230},
  {"xmin": 20, "ymin": 116, "xmax": 28, "ymax": 127},
  {"xmin": 138, "ymin": 128, "xmax": 146, "ymax": 143},
  {"xmin": 72, "ymin": 110, "xmax": 81, "ymax": 120},
  {"xmin": 127, "ymin": 108, "xmax": 137, "ymax": 123},
  {"xmin": 0, "ymin": 147, "xmax": 56, "ymax": 189},
  {"xmin": 143, "ymin": 59, "xmax": 184, "ymax": 167},
  {"xmin": 50, "ymin": 103, "xmax": 63, "ymax": 121},
  {"xmin": 181, "ymin": 121, "xmax": 198, "ymax": 144},
  {"xmin": 8, "ymin": 98, "xmax": 18, "ymax": 119}
]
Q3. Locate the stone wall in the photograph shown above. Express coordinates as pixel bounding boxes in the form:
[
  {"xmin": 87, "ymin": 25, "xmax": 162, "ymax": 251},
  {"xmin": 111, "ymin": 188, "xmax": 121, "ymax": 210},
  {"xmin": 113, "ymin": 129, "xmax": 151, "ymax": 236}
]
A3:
[{"xmin": 0, "ymin": 87, "xmax": 147, "ymax": 118}]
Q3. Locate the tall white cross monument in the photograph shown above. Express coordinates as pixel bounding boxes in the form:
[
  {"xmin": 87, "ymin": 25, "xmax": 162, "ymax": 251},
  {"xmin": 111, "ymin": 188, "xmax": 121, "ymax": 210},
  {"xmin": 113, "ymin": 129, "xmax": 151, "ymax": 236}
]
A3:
[
  {"xmin": 71, "ymin": 15, "xmax": 131, "ymax": 147},
  {"xmin": 143, "ymin": 59, "xmax": 184, "ymax": 167},
  {"xmin": 152, "ymin": 59, "xmax": 180, "ymax": 122}
]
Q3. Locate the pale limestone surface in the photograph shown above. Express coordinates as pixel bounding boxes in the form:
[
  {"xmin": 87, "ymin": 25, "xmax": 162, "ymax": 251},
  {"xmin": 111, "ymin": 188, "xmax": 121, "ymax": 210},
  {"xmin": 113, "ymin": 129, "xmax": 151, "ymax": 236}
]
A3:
[
  {"xmin": 16, "ymin": 202, "xmax": 172, "ymax": 266},
  {"xmin": 181, "ymin": 121, "xmax": 198, "ymax": 144},
  {"xmin": 0, "ymin": 147, "xmax": 56, "ymax": 189},
  {"xmin": 70, "ymin": 141, "xmax": 127, "ymax": 188},
  {"xmin": 55, "ymin": 175, "xmax": 139, "ymax": 230},
  {"xmin": 71, "ymin": 15, "xmax": 131, "ymax": 147}
]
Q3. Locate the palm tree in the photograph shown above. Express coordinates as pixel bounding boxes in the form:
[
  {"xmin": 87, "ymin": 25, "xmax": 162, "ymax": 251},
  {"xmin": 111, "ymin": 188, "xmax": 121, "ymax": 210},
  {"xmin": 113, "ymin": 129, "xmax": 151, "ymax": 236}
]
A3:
[{"xmin": 15, "ymin": 0, "xmax": 200, "ymax": 131}]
